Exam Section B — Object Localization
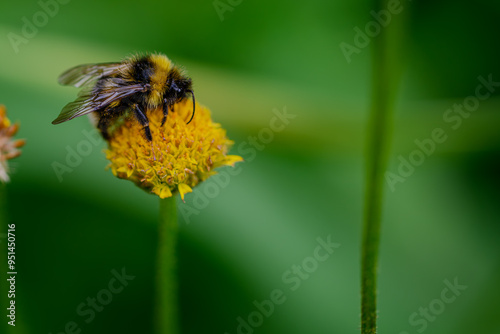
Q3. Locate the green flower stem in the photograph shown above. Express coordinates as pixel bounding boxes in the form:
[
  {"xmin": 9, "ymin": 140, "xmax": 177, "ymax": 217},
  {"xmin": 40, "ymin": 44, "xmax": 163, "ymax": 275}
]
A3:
[
  {"xmin": 361, "ymin": 0, "xmax": 405, "ymax": 333},
  {"xmin": 155, "ymin": 196, "xmax": 179, "ymax": 334}
]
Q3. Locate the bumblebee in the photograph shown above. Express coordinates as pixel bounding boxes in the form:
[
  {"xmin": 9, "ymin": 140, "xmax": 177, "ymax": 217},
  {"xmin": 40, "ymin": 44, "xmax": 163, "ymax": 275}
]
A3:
[{"xmin": 52, "ymin": 53, "xmax": 195, "ymax": 141}]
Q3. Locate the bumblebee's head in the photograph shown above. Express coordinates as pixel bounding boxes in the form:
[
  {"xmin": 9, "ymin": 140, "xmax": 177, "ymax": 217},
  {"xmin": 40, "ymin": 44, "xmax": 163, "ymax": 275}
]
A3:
[
  {"xmin": 167, "ymin": 77, "xmax": 191, "ymax": 99},
  {"xmin": 166, "ymin": 77, "xmax": 195, "ymax": 124}
]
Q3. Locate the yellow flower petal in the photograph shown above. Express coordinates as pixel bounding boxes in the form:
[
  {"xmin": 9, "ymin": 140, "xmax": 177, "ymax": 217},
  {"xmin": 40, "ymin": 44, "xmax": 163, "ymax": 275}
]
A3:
[
  {"xmin": 154, "ymin": 184, "xmax": 172, "ymax": 199},
  {"xmin": 178, "ymin": 183, "xmax": 193, "ymax": 202},
  {"xmin": 223, "ymin": 155, "xmax": 244, "ymax": 167}
]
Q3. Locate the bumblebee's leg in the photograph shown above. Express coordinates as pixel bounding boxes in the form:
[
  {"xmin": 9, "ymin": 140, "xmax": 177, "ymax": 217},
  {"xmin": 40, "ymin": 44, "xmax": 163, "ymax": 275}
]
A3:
[
  {"xmin": 133, "ymin": 104, "xmax": 152, "ymax": 141},
  {"xmin": 161, "ymin": 103, "xmax": 169, "ymax": 126}
]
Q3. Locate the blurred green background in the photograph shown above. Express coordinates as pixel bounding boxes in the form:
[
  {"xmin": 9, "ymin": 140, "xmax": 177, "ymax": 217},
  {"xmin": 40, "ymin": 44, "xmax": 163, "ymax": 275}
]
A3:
[{"xmin": 1, "ymin": 0, "xmax": 499, "ymax": 333}]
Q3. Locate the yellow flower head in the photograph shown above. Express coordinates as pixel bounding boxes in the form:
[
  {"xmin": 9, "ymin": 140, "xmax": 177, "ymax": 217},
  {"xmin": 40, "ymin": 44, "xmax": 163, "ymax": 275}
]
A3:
[
  {"xmin": 0, "ymin": 105, "xmax": 25, "ymax": 182},
  {"xmin": 105, "ymin": 99, "xmax": 242, "ymax": 200}
]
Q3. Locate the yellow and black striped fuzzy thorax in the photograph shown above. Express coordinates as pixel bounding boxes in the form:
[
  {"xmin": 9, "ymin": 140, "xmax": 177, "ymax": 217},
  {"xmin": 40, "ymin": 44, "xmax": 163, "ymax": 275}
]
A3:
[{"xmin": 53, "ymin": 53, "xmax": 195, "ymax": 142}]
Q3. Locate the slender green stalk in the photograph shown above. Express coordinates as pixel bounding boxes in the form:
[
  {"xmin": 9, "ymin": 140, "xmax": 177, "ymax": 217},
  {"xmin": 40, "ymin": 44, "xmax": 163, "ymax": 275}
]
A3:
[
  {"xmin": 361, "ymin": 0, "xmax": 405, "ymax": 332},
  {"xmin": 155, "ymin": 196, "xmax": 179, "ymax": 334}
]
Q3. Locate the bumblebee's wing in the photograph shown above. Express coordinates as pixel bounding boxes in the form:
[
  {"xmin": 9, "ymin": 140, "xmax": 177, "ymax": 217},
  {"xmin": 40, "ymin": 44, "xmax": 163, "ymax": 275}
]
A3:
[
  {"xmin": 58, "ymin": 63, "xmax": 124, "ymax": 88},
  {"xmin": 52, "ymin": 82, "xmax": 145, "ymax": 124}
]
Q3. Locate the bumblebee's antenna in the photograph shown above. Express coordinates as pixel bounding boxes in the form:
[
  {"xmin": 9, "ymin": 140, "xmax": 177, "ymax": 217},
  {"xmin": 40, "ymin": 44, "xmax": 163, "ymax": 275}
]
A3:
[{"xmin": 186, "ymin": 90, "xmax": 195, "ymax": 124}]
